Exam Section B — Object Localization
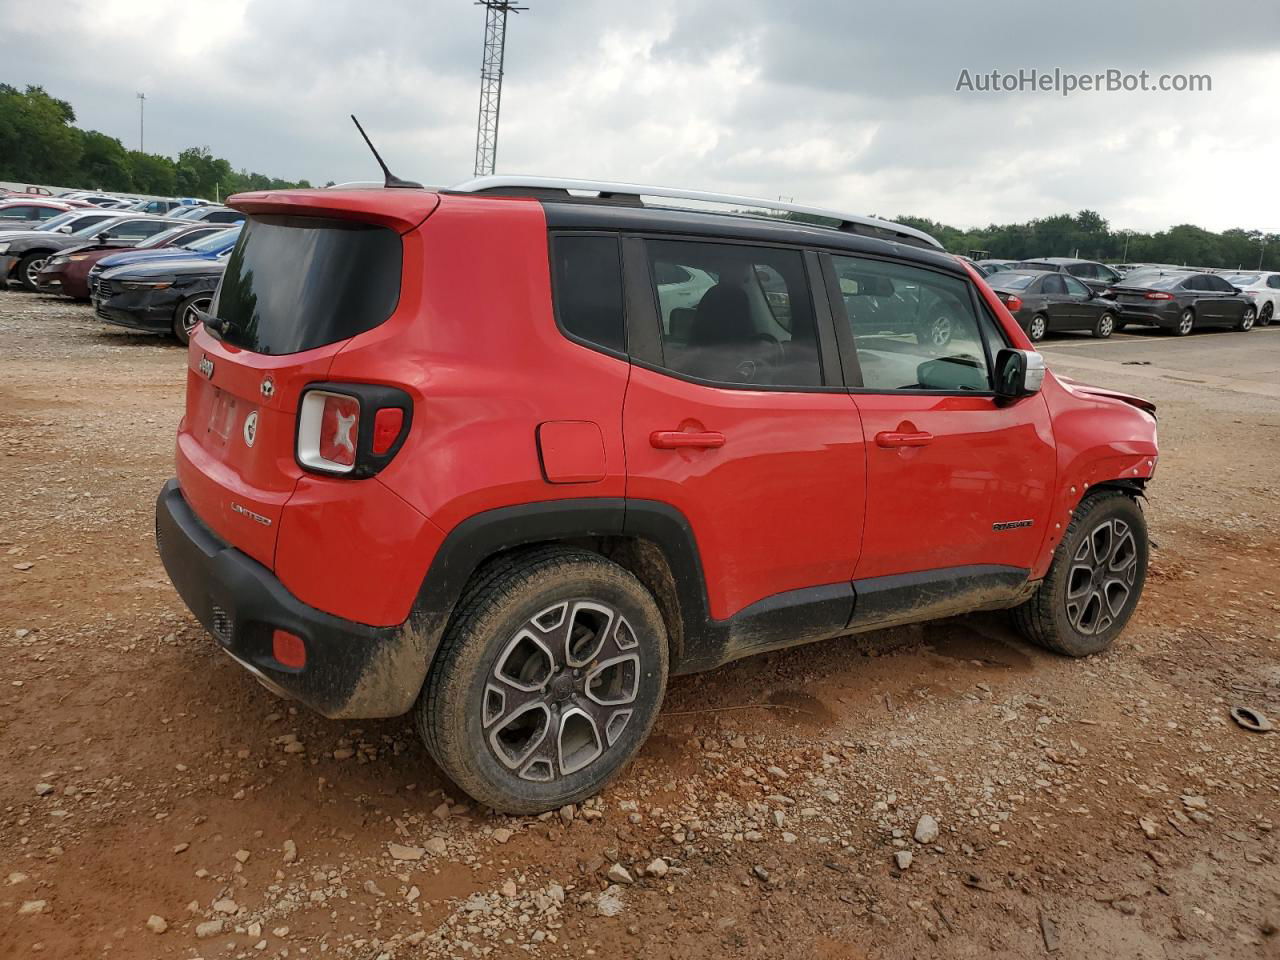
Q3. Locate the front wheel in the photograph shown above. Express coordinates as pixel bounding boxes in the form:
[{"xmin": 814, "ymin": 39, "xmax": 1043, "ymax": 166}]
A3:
[
  {"xmin": 16, "ymin": 252, "xmax": 50, "ymax": 292},
  {"xmin": 417, "ymin": 547, "xmax": 669, "ymax": 813},
  {"xmin": 1092, "ymin": 312, "xmax": 1116, "ymax": 339},
  {"xmin": 1236, "ymin": 306, "xmax": 1256, "ymax": 332},
  {"xmin": 1012, "ymin": 491, "xmax": 1148, "ymax": 657},
  {"xmin": 1259, "ymin": 302, "xmax": 1274, "ymax": 327},
  {"xmin": 172, "ymin": 293, "xmax": 213, "ymax": 346}
]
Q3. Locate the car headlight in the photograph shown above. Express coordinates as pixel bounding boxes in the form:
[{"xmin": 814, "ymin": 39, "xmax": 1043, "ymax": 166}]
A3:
[
  {"xmin": 120, "ymin": 280, "xmax": 173, "ymax": 290},
  {"xmin": 69, "ymin": 254, "xmax": 89, "ymax": 262},
  {"xmin": 0, "ymin": 242, "xmax": 10, "ymax": 254}
]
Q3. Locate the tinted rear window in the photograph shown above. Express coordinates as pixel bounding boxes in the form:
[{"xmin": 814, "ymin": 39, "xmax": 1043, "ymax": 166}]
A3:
[{"xmin": 212, "ymin": 216, "xmax": 402, "ymax": 355}]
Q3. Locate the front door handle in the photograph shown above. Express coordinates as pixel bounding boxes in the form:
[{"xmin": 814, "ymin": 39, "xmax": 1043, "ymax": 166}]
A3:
[
  {"xmin": 650, "ymin": 430, "xmax": 726, "ymax": 450},
  {"xmin": 875, "ymin": 430, "xmax": 933, "ymax": 448}
]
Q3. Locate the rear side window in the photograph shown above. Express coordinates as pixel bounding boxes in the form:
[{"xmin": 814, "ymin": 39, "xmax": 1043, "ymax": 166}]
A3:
[
  {"xmin": 212, "ymin": 216, "xmax": 402, "ymax": 356},
  {"xmin": 645, "ymin": 240, "xmax": 821, "ymax": 388},
  {"xmin": 550, "ymin": 234, "xmax": 626, "ymax": 355},
  {"xmin": 1269, "ymin": 275, "xmax": 1280, "ymax": 289}
]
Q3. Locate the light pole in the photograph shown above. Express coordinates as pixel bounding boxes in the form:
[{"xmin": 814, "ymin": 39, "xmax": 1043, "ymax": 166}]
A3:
[
  {"xmin": 137, "ymin": 92, "xmax": 146, "ymax": 152},
  {"xmin": 1259, "ymin": 236, "xmax": 1267, "ymax": 271}
]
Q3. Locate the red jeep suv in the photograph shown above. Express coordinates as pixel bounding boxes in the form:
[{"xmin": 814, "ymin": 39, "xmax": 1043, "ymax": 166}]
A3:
[{"xmin": 156, "ymin": 178, "xmax": 1158, "ymax": 813}]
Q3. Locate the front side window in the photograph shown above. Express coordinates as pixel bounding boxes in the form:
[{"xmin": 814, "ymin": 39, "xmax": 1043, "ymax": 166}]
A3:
[
  {"xmin": 550, "ymin": 234, "xmax": 626, "ymax": 355},
  {"xmin": 645, "ymin": 240, "xmax": 821, "ymax": 388},
  {"xmin": 1268, "ymin": 275, "xmax": 1280, "ymax": 289},
  {"xmin": 1065, "ymin": 262, "xmax": 1094, "ymax": 278},
  {"xmin": 34, "ymin": 206, "xmax": 62, "ymax": 221},
  {"xmin": 0, "ymin": 205, "xmax": 35, "ymax": 220},
  {"xmin": 832, "ymin": 254, "xmax": 991, "ymax": 392}
]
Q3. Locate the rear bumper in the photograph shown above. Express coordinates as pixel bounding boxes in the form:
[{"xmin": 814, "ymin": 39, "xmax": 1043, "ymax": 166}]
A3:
[
  {"xmin": 1113, "ymin": 301, "xmax": 1178, "ymax": 326},
  {"xmin": 155, "ymin": 479, "xmax": 429, "ymax": 718}
]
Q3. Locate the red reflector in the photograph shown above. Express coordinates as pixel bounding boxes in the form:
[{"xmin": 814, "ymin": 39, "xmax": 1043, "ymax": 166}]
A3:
[
  {"xmin": 1005, "ymin": 295, "xmax": 1023, "ymax": 312},
  {"xmin": 272, "ymin": 629, "xmax": 306, "ymax": 668},
  {"xmin": 319, "ymin": 394, "xmax": 360, "ymax": 466},
  {"xmin": 372, "ymin": 407, "xmax": 404, "ymax": 454}
]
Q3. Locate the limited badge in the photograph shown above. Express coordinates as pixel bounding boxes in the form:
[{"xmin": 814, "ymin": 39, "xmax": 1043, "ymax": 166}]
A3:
[{"xmin": 243, "ymin": 411, "xmax": 259, "ymax": 447}]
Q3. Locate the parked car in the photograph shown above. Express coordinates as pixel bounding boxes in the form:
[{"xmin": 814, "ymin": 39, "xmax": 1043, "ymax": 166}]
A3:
[
  {"xmin": 87, "ymin": 226, "xmax": 240, "ymax": 303},
  {"xmin": 168, "ymin": 205, "xmax": 245, "ymax": 224},
  {"xmin": 1103, "ymin": 271, "xmax": 1257, "ymax": 335},
  {"xmin": 1221, "ymin": 271, "xmax": 1280, "ymax": 326},
  {"xmin": 92, "ymin": 250, "xmax": 230, "ymax": 343},
  {"xmin": 1011, "ymin": 257, "xmax": 1123, "ymax": 294},
  {"xmin": 0, "ymin": 199, "xmax": 72, "ymax": 230},
  {"xmin": 153, "ymin": 178, "xmax": 1159, "ymax": 813},
  {"xmin": 36, "ymin": 218, "xmax": 197, "ymax": 299},
  {"xmin": 976, "ymin": 259, "xmax": 1019, "ymax": 274},
  {"xmin": 0, "ymin": 208, "xmax": 124, "ymax": 245},
  {"xmin": 0, "ymin": 211, "xmax": 156, "ymax": 289},
  {"xmin": 988, "ymin": 270, "xmax": 1120, "ymax": 340}
]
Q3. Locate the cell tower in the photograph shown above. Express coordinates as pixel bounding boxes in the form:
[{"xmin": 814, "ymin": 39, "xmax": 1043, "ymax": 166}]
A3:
[{"xmin": 473, "ymin": 1, "xmax": 526, "ymax": 177}]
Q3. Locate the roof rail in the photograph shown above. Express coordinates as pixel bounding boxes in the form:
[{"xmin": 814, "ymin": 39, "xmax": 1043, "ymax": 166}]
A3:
[{"xmin": 447, "ymin": 176, "xmax": 943, "ymax": 250}]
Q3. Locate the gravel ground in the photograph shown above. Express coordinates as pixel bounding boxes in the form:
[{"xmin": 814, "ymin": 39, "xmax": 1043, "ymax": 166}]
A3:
[{"xmin": 1, "ymin": 289, "xmax": 1278, "ymax": 959}]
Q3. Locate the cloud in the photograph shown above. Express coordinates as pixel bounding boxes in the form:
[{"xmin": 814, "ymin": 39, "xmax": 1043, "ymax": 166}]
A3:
[{"xmin": 2, "ymin": 0, "xmax": 1277, "ymax": 231}]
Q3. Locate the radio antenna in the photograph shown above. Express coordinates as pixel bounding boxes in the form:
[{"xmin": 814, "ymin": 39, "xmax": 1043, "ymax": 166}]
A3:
[{"xmin": 350, "ymin": 114, "xmax": 423, "ymax": 189}]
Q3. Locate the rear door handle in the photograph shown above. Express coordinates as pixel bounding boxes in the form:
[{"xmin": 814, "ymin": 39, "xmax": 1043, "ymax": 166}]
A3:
[
  {"xmin": 875, "ymin": 430, "xmax": 933, "ymax": 448},
  {"xmin": 650, "ymin": 430, "xmax": 726, "ymax": 450}
]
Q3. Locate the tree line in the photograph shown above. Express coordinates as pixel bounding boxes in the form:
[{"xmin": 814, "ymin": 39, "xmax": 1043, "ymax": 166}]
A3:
[
  {"xmin": 895, "ymin": 209, "xmax": 1279, "ymax": 272},
  {"xmin": 0, "ymin": 84, "xmax": 312, "ymax": 199}
]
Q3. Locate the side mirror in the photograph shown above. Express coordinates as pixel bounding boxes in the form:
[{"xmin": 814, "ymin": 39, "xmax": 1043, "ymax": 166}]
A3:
[
  {"xmin": 995, "ymin": 348, "xmax": 1045, "ymax": 401},
  {"xmin": 95, "ymin": 232, "xmax": 110, "ymax": 243},
  {"xmin": 1232, "ymin": 286, "xmax": 1243, "ymax": 294},
  {"xmin": 57, "ymin": 225, "xmax": 73, "ymax": 234}
]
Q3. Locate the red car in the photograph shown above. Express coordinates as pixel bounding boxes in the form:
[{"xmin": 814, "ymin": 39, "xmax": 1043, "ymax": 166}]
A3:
[
  {"xmin": 37, "ymin": 222, "xmax": 231, "ymax": 300},
  {"xmin": 156, "ymin": 179, "xmax": 1158, "ymax": 813}
]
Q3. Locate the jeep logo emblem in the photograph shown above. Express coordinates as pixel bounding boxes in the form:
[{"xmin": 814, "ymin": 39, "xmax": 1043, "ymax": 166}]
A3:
[
  {"xmin": 243, "ymin": 411, "xmax": 259, "ymax": 447},
  {"xmin": 198, "ymin": 355, "xmax": 214, "ymax": 379}
]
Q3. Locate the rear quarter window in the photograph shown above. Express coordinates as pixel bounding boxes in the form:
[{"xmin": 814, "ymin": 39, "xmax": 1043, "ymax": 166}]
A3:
[{"xmin": 211, "ymin": 215, "xmax": 402, "ymax": 355}]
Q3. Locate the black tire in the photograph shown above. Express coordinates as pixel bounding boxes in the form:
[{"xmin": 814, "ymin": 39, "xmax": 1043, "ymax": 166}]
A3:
[
  {"xmin": 1012, "ymin": 490, "xmax": 1148, "ymax": 657},
  {"xmin": 1172, "ymin": 308, "xmax": 1194, "ymax": 336},
  {"xmin": 172, "ymin": 293, "xmax": 213, "ymax": 345},
  {"xmin": 416, "ymin": 547, "xmax": 669, "ymax": 813},
  {"xmin": 16, "ymin": 251, "xmax": 51, "ymax": 292},
  {"xmin": 1235, "ymin": 306, "xmax": 1256, "ymax": 332},
  {"xmin": 1027, "ymin": 314, "xmax": 1048, "ymax": 342},
  {"xmin": 1092, "ymin": 311, "xmax": 1116, "ymax": 339},
  {"xmin": 1260, "ymin": 303, "xmax": 1273, "ymax": 327}
]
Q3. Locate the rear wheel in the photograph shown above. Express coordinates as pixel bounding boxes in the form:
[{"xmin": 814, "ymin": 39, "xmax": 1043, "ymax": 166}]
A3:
[
  {"xmin": 1012, "ymin": 491, "xmax": 1148, "ymax": 657},
  {"xmin": 1092, "ymin": 312, "xmax": 1116, "ymax": 339},
  {"xmin": 173, "ymin": 293, "xmax": 212, "ymax": 346},
  {"xmin": 417, "ymin": 547, "xmax": 669, "ymax": 813},
  {"xmin": 1027, "ymin": 314, "xmax": 1048, "ymax": 342},
  {"xmin": 16, "ymin": 252, "xmax": 50, "ymax": 292},
  {"xmin": 922, "ymin": 314, "xmax": 953, "ymax": 348},
  {"xmin": 1173, "ymin": 308, "xmax": 1194, "ymax": 336},
  {"xmin": 1235, "ymin": 306, "xmax": 1256, "ymax": 332}
]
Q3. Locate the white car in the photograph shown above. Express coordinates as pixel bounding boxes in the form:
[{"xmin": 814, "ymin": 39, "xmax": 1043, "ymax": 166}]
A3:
[{"xmin": 1223, "ymin": 272, "xmax": 1280, "ymax": 326}]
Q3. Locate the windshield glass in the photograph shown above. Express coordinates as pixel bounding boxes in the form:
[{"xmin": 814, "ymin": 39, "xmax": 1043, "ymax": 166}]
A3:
[
  {"xmin": 137, "ymin": 225, "xmax": 190, "ymax": 249},
  {"xmin": 1225, "ymin": 273, "xmax": 1259, "ymax": 285},
  {"xmin": 993, "ymin": 273, "xmax": 1036, "ymax": 290},
  {"xmin": 34, "ymin": 211, "xmax": 81, "ymax": 231},
  {"xmin": 71, "ymin": 216, "xmax": 124, "ymax": 236},
  {"xmin": 186, "ymin": 227, "xmax": 240, "ymax": 252},
  {"xmin": 212, "ymin": 216, "xmax": 401, "ymax": 355}
]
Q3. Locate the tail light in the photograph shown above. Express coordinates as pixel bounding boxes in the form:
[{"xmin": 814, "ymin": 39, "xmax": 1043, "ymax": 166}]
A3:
[
  {"xmin": 297, "ymin": 383, "xmax": 412, "ymax": 477},
  {"xmin": 1005, "ymin": 295, "xmax": 1023, "ymax": 312},
  {"xmin": 1145, "ymin": 292, "xmax": 1174, "ymax": 300}
]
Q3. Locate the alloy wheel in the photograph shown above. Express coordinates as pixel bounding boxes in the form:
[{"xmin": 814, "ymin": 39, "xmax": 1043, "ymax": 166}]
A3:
[
  {"xmin": 1241, "ymin": 308, "xmax": 1255, "ymax": 331},
  {"xmin": 1029, "ymin": 315, "xmax": 1046, "ymax": 341},
  {"xmin": 1261, "ymin": 303, "xmax": 1274, "ymax": 326},
  {"xmin": 24, "ymin": 257, "xmax": 48, "ymax": 287},
  {"xmin": 1177, "ymin": 310, "xmax": 1194, "ymax": 335},
  {"xmin": 483, "ymin": 600, "xmax": 641, "ymax": 784},
  {"xmin": 1065, "ymin": 518, "xmax": 1139, "ymax": 636},
  {"xmin": 1097, "ymin": 314, "xmax": 1114, "ymax": 337},
  {"xmin": 928, "ymin": 316, "xmax": 952, "ymax": 347},
  {"xmin": 183, "ymin": 297, "xmax": 212, "ymax": 336}
]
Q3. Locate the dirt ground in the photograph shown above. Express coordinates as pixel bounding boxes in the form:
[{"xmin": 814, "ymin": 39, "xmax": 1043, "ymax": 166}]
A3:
[{"xmin": 1, "ymin": 289, "xmax": 1278, "ymax": 960}]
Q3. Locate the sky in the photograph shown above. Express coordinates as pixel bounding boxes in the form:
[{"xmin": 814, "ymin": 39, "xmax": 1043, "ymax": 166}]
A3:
[{"xmin": 3, "ymin": 0, "xmax": 1279, "ymax": 233}]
